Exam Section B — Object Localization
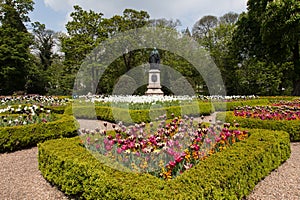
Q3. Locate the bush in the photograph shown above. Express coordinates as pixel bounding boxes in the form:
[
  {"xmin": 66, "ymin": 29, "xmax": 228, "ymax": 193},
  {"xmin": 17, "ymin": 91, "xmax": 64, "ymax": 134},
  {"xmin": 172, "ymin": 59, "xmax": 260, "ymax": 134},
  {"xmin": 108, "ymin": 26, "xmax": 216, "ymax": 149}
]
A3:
[
  {"xmin": 0, "ymin": 114, "xmax": 79, "ymax": 153},
  {"xmin": 38, "ymin": 128, "xmax": 290, "ymax": 199},
  {"xmin": 212, "ymin": 99, "xmax": 270, "ymax": 112},
  {"xmin": 46, "ymin": 105, "xmax": 67, "ymax": 114},
  {"xmin": 65, "ymin": 102, "xmax": 214, "ymax": 124},
  {"xmin": 216, "ymin": 112, "xmax": 300, "ymax": 142}
]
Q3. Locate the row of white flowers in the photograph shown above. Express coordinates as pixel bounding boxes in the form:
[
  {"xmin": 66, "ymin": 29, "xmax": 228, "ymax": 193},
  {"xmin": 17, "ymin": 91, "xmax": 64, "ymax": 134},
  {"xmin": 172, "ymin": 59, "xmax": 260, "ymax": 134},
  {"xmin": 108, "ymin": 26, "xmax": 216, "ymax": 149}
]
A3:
[
  {"xmin": 0, "ymin": 105, "xmax": 51, "ymax": 115},
  {"xmin": 78, "ymin": 95, "xmax": 258, "ymax": 104},
  {"xmin": 199, "ymin": 95, "xmax": 259, "ymax": 100},
  {"xmin": 79, "ymin": 95, "xmax": 195, "ymax": 104},
  {"xmin": 0, "ymin": 95, "xmax": 70, "ymax": 106}
]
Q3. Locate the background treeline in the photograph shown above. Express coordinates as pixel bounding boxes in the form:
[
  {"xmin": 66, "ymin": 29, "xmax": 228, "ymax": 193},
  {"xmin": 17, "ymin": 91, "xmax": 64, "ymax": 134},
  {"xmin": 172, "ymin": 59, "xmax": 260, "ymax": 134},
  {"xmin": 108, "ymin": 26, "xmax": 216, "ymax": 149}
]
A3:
[{"xmin": 0, "ymin": 0, "xmax": 299, "ymax": 96}]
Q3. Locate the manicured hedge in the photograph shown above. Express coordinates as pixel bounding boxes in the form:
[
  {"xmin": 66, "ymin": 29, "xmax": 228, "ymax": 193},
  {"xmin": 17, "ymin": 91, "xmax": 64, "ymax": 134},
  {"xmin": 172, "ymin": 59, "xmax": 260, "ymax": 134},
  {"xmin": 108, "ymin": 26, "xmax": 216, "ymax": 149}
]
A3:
[
  {"xmin": 65, "ymin": 102, "xmax": 214, "ymax": 124},
  {"xmin": 46, "ymin": 105, "xmax": 67, "ymax": 114},
  {"xmin": 216, "ymin": 112, "xmax": 300, "ymax": 142},
  {"xmin": 212, "ymin": 99, "xmax": 270, "ymax": 112},
  {"xmin": 0, "ymin": 114, "xmax": 79, "ymax": 153},
  {"xmin": 38, "ymin": 128, "xmax": 290, "ymax": 199}
]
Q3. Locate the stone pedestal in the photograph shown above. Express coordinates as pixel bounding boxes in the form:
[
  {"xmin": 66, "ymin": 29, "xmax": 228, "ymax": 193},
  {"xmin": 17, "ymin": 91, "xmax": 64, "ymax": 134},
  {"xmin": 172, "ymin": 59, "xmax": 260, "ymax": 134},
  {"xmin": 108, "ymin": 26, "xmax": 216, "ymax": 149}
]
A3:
[{"xmin": 145, "ymin": 69, "xmax": 164, "ymax": 95}]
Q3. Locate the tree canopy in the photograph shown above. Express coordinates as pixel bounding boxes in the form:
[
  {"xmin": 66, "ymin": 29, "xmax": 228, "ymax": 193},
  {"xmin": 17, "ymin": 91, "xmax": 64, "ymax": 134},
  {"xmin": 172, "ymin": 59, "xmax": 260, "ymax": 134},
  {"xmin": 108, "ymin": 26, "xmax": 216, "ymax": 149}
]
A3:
[{"xmin": 0, "ymin": 1, "xmax": 299, "ymax": 96}]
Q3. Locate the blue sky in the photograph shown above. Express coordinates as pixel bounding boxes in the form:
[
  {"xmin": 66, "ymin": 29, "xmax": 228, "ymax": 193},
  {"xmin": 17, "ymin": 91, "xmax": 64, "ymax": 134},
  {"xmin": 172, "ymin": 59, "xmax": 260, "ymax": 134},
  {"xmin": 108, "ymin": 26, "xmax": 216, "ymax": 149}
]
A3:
[{"xmin": 29, "ymin": 0, "xmax": 248, "ymax": 33}]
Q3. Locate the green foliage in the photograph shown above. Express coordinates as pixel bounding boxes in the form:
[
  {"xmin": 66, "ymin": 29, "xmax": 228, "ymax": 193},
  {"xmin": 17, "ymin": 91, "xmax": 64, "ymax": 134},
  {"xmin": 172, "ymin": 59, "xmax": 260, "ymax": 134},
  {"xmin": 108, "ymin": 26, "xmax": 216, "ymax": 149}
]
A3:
[
  {"xmin": 67, "ymin": 99, "xmax": 273, "ymax": 124},
  {"xmin": 0, "ymin": 0, "xmax": 35, "ymax": 94},
  {"xmin": 230, "ymin": 0, "xmax": 300, "ymax": 95},
  {"xmin": 0, "ymin": 114, "xmax": 78, "ymax": 152},
  {"xmin": 213, "ymin": 99, "xmax": 270, "ymax": 111},
  {"xmin": 234, "ymin": 60, "xmax": 284, "ymax": 95},
  {"xmin": 217, "ymin": 112, "xmax": 300, "ymax": 142},
  {"xmin": 66, "ymin": 101, "xmax": 214, "ymax": 124},
  {"xmin": 262, "ymin": 0, "xmax": 300, "ymax": 95},
  {"xmin": 38, "ymin": 128, "xmax": 290, "ymax": 199}
]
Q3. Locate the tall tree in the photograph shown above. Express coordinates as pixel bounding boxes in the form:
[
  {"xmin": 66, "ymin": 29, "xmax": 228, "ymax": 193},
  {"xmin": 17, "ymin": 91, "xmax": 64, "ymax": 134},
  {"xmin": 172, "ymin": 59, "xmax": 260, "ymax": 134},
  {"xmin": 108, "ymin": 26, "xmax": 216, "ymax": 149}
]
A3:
[
  {"xmin": 149, "ymin": 18, "xmax": 181, "ymax": 29},
  {"xmin": 191, "ymin": 13, "xmax": 239, "ymax": 94},
  {"xmin": 32, "ymin": 22, "xmax": 55, "ymax": 70},
  {"xmin": 60, "ymin": 5, "xmax": 105, "ymax": 94},
  {"xmin": 262, "ymin": 0, "xmax": 300, "ymax": 95},
  {"xmin": 192, "ymin": 15, "xmax": 218, "ymax": 39},
  {"xmin": 0, "ymin": 0, "xmax": 34, "ymax": 94},
  {"xmin": 230, "ymin": 0, "xmax": 300, "ymax": 95}
]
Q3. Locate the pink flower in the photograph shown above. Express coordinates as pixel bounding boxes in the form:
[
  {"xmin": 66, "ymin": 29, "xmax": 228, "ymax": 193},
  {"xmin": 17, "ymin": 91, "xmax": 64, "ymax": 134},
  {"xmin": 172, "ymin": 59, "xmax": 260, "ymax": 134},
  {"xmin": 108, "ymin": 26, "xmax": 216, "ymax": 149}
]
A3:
[
  {"xmin": 191, "ymin": 144, "xmax": 200, "ymax": 151},
  {"xmin": 121, "ymin": 144, "xmax": 128, "ymax": 151},
  {"xmin": 168, "ymin": 161, "xmax": 176, "ymax": 168},
  {"xmin": 117, "ymin": 148, "xmax": 123, "ymax": 154},
  {"xmin": 205, "ymin": 138, "xmax": 212, "ymax": 144},
  {"xmin": 128, "ymin": 142, "xmax": 135, "ymax": 149},
  {"xmin": 215, "ymin": 136, "xmax": 221, "ymax": 143},
  {"xmin": 175, "ymin": 155, "xmax": 183, "ymax": 163},
  {"xmin": 86, "ymin": 137, "xmax": 91, "ymax": 143},
  {"xmin": 105, "ymin": 145, "xmax": 113, "ymax": 151},
  {"xmin": 184, "ymin": 163, "xmax": 193, "ymax": 170}
]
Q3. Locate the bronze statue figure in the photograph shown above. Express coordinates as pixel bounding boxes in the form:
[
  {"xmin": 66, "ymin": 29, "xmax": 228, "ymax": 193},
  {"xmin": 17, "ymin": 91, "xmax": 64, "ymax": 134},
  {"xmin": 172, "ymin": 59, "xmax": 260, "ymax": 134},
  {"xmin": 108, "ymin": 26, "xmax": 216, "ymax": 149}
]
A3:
[{"xmin": 149, "ymin": 47, "xmax": 160, "ymax": 70}]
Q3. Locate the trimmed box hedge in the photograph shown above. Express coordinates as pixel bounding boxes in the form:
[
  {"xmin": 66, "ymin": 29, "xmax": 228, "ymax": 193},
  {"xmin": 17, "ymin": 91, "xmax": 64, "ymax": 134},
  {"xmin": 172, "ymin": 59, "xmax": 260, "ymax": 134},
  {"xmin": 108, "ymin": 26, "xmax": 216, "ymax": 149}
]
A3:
[
  {"xmin": 212, "ymin": 99, "xmax": 270, "ymax": 112},
  {"xmin": 216, "ymin": 112, "xmax": 300, "ymax": 142},
  {"xmin": 65, "ymin": 102, "xmax": 214, "ymax": 124},
  {"xmin": 38, "ymin": 128, "xmax": 290, "ymax": 199},
  {"xmin": 0, "ymin": 114, "xmax": 79, "ymax": 153}
]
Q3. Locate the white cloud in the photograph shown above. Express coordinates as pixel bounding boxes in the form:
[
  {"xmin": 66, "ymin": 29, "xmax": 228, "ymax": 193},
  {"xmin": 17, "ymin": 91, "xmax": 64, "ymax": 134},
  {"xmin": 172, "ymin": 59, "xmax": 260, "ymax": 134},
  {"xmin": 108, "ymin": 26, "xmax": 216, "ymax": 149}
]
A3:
[
  {"xmin": 43, "ymin": 0, "xmax": 73, "ymax": 12},
  {"xmin": 43, "ymin": 0, "xmax": 248, "ymax": 31}
]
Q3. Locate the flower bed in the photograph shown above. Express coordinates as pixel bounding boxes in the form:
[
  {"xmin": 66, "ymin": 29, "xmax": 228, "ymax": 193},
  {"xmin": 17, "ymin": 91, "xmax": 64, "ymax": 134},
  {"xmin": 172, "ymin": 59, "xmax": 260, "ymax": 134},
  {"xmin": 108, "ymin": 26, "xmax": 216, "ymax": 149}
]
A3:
[
  {"xmin": 38, "ymin": 128, "xmax": 290, "ymax": 199},
  {"xmin": 234, "ymin": 105, "xmax": 300, "ymax": 120},
  {"xmin": 0, "ymin": 95, "xmax": 70, "ymax": 106},
  {"xmin": 80, "ymin": 116, "xmax": 248, "ymax": 180},
  {"xmin": 217, "ymin": 112, "xmax": 300, "ymax": 141},
  {"xmin": 0, "ymin": 104, "xmax": 56, "ymax": 127}
]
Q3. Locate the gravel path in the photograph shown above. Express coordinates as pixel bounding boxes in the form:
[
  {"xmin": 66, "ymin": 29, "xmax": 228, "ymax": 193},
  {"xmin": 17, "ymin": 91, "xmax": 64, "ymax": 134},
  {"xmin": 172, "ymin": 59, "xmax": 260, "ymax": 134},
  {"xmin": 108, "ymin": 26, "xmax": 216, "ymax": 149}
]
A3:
[
  {"xmin": 0, "ymin": 116, "xmax": 299, "ymax": 199},
  {"xmin": 247, "ymin": 142, "xmax": 300, "ymax": 200},
  {"xmin": 0, "ymin": 148, "xmax": 68, "ymax": 200}
]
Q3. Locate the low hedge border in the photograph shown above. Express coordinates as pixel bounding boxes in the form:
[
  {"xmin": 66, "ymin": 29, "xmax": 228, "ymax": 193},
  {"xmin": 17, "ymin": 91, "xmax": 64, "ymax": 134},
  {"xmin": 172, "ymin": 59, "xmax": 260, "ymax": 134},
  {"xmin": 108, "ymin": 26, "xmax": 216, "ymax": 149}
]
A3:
[
  {"xmin": 212, "ymin": 99, "xmax": 270, "ymax": 112},
  {"xmin": 38, "ymin": 128, "xmax": 290, "ymax": 199},
  {"xmin": 65, "ymin": 99, "xmax": 274, "ymax": 123},
  {"xmin": 216, "ymin": 112, "xmax": 300, "ymax": 142},
  {"xmin": 0, "ymin": 114, "xmax": 79, "ymax": 153},
  {"xmin": 65, "ymin": 102, "xmax": 214, "ymax": 124}
]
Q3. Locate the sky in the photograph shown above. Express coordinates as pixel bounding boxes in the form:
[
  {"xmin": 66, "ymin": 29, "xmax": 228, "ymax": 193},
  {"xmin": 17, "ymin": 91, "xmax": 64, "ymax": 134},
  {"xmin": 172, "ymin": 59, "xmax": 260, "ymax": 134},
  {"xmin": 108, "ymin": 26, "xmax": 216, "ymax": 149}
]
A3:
[{"xmin": 28, "ymin": 0, "xmax": 248, "ymax": 33}]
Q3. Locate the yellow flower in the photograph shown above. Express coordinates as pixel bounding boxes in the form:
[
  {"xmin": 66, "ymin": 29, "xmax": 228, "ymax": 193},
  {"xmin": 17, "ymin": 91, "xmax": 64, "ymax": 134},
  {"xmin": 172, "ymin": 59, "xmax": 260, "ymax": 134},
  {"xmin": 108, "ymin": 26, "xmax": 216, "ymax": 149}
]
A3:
[{"xmin": 162, "ymin": 170, "xmax": 172, "ymax": 180}]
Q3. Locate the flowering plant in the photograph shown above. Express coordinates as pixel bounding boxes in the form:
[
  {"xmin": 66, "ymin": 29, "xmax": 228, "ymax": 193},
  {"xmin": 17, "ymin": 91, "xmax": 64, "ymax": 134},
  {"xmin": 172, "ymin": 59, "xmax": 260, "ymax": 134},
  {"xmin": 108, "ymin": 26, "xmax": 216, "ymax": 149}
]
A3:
[
  {"xmin": 80, "ymin": 115, "xmax": 248, "ymax": 180},
  {"xmin": 0, "ymin": 104, "xmax": 55, "ymax": 127},
  {"xmin": 234, "ymin": 104, "xmax": 300, "ymax": 120},
  {"xmin": 0, "ymin": 95, "xmax": 69, "ymax": 106}
]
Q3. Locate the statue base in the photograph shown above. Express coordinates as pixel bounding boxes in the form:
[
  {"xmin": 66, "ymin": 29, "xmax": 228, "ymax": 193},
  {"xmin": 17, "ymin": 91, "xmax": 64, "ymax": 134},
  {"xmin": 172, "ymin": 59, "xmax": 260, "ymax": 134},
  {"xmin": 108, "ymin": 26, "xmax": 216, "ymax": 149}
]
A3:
[
  {"xmin": 145, "ymin": 88, "xmax": 164, "ymax": 96},
  {"xmin": 145, "ymin": 69, "xmax": 164, "ymax": 96}
]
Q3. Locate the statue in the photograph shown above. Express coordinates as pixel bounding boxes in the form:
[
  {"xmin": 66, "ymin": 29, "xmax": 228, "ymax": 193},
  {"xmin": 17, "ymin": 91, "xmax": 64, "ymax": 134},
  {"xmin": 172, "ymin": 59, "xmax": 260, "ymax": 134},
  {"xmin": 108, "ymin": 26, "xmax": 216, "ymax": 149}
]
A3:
[
  {"xmin": 149, "ymin": 47, "xmax": 160, "ymax": 70},
  {"xmin": 145, "ymin": 47, "xmax": 163, "ymax": 95}
]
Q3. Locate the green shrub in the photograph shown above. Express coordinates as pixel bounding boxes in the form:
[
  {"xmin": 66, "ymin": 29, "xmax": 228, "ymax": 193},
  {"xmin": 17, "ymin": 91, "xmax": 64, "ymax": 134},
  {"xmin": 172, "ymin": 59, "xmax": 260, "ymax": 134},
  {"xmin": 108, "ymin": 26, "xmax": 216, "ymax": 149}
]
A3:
[
  {"xmin": 0, "ymin": 114, "xmax": 79, "ymax": 152},
  {"xmin": 45, "ymin": 105, "xmax": 67, "ymax": 114},
  {"xmin": 216, "ymin": 112, "xmax": 300, "ymax": 142},
  {"xmin": 38, "ymin": 128, "xmax": 290, "ymax": 199},
  {"xmin": 212, "ymin": 99, "xmax": 270, "ymax": 112},
  {"xmin": 66, "ymin": 102, "xmax": 214, "ymax": 124}
]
